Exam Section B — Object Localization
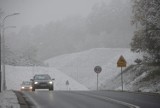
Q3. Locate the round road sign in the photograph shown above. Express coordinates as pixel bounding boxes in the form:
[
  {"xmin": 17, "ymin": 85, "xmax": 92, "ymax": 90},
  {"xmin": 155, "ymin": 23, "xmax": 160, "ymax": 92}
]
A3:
[{"xmin": 94, "ymin": 66, "xmax": 102, "ymax": 74}]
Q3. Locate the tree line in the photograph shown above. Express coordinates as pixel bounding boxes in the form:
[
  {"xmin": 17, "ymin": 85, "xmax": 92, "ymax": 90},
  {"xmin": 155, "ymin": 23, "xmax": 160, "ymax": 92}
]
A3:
[{"xmin": 131, "ymin": 0, "xmax": 160, "ymax": 64}]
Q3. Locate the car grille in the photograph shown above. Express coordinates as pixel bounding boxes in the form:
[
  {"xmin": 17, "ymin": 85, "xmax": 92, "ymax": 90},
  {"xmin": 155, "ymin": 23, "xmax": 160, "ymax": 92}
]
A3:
[{"xmin": 39, "ymin": 82, "xmax": 47, "ymax": 85}]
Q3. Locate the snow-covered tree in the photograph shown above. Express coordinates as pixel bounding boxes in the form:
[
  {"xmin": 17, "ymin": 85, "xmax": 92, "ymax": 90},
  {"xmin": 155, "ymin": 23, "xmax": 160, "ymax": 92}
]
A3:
[
  {"xmin": 0, "ymin": 9, "xmax": 4, "ymax": 25},
  {"xmin": 131, "ymin": 0, "xmax": 160, "ymax": 63},
  {"xmin": 21, "ymin": 46, "xmax": 44, "ymax": 66}
]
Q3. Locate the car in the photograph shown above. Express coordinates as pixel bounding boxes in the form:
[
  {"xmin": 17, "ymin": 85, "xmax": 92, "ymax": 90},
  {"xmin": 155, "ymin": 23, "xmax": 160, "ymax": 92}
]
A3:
[
  {"xmin": 20, "ymin": 81, "xmax": 32, "ymax": 91},
  {"xmin": 31, "ymin": 74, "xmax": 54, "ymax": 91}
]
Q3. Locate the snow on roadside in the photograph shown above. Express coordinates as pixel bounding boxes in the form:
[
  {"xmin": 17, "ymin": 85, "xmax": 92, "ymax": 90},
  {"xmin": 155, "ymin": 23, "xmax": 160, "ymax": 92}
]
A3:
[
  {"xmin": 130, "ymin": 72, "xmax": 147, "ymax": 86},
  {"xmin": 0, "ymin": 90, "xmax": 20, "ymax": 108},
  {"xmin": 110, "ymin": 64, "xmax": 160, "ymax": 93}
]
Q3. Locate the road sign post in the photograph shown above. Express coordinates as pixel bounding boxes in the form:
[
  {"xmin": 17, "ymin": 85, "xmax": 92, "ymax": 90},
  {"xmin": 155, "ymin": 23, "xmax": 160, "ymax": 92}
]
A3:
[
  {"xmin": 0, "ymin": 33, "xmax": 1, "ymax": 92},
  {"xmin": 117, "ymin": 55, "xmax": 127, "ymax": 92},
  {"xmin": 94, "ymin": 66, "xmax": 102, "ymax": 91},
  {"xmin": 121, "ymin": 67, "xmax": 123, "ymax": 91}
]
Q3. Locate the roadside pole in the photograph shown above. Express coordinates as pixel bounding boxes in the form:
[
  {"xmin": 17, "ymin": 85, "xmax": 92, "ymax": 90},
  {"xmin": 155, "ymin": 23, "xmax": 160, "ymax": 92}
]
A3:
[
  {"xmin": 97, "ymin": 73, "xmax": 98, "ymax": 90},
  {"xmin": 117, "ymin": 55, "xmax": 127, "ymax": 92},
  {"xmin": 94, "ymin": 66, "xmax": 102, "ymax": 91},
  {"xmin": 121, "ymin": 67, "xmax": 123, "ymax": 91}
]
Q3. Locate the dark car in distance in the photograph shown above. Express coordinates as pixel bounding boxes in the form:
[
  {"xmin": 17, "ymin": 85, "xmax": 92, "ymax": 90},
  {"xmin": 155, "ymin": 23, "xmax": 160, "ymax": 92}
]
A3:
[{"xmin": 31, "ymin": 74, "xmax": 54, "ymax": 91}]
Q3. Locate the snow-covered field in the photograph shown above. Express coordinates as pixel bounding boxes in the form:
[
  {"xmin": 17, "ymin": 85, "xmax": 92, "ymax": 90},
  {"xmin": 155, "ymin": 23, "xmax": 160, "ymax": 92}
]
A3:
[
  {"xmin": 3, "ymin": 48, "xmax": 143, "ymax": 91},
  {"xmin": 1, "ymin": 48, "xmax": 141, "ymax": 91},
  {"xmin": 46, "ymin": 48, "xmax": 141, "ymax": 89},
  {"xmin": 5, "ymin": 66, "xmax": 88, "ymax": 91}
]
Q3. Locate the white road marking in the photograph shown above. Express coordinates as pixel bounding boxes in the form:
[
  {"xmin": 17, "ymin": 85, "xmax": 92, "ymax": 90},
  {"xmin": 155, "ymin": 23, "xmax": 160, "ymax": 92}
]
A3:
[
  {"xmin": 100, "ymin": 95, "xmax": 140, "ymax": 108},
  {"xmin": 74, "ymin": 92, "xmax": 140, "ymax": 108}
]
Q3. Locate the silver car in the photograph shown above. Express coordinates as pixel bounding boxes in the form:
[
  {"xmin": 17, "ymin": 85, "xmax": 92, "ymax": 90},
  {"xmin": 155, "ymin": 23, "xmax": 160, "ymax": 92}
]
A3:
[{"xmin": 20, "ymin": 81, "xmax": 32, "ymax": 91}]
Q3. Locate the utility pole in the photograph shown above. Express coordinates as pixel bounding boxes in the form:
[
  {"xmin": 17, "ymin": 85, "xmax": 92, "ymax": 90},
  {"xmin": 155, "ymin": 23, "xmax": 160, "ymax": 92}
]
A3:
[
  {"xmin": 2, "ymin": 27, "xmax": 6, "ymax": 90},
  {"xmin": 1, "ymin": 13, "xmax": 20, "ymax": 90},
  {"xmin": 0, "ymin": 31, "xmax": 1, "ymax": 92}
]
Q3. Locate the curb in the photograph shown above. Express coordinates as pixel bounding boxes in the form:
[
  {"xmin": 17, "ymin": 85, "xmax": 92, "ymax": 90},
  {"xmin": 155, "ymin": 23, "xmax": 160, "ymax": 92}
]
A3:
[{"xmin": 13, "ymin": 91, "xmax": 29, "ymax": 108}]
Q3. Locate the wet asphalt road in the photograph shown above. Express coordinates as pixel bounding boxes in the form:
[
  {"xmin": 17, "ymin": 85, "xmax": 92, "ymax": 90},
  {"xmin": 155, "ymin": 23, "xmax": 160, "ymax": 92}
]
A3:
[{"xmin": 22, "ymin": 90, "xmax": 160, "ymax": 108}]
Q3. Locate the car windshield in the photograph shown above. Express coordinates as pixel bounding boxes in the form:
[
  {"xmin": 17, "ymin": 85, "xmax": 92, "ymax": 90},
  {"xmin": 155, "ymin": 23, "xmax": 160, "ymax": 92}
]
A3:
[{"xmin": 34, "ymin": 75, "xmax": 51, "ymax": 80}]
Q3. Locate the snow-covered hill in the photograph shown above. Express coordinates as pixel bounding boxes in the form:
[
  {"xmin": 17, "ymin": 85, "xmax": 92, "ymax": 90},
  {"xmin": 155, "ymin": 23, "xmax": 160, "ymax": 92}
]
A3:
[
  {"xmin": 46, "ymin": 48, "xmax": 141, "ymax": 90},
  {"xmin": 104, "ymin": 64, "xmax": 160, "ymax": 93},
  {"xmin": 5, "ymin": 65, "xmax": 88, "ymax": 91}
]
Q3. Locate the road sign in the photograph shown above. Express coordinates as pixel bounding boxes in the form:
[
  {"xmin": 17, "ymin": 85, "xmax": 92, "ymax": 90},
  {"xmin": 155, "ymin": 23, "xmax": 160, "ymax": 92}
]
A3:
[
  {"xmin": 94, "ymin": 66, "xmax": 102, "ymax": 91},
  {"xmin": 117, "ymin": 55, "xmax": 127, "ymax": 91},
  {"xmin": 94, "ymin": 66, "xmax": 102, "ymax": 74},
  {"xmin": 66, "ymin": 80, "xmax": 69, "ymax": 85},
  {"xmin": 117, "ymin": 55, "xmax": 127, "ymax": 67}
]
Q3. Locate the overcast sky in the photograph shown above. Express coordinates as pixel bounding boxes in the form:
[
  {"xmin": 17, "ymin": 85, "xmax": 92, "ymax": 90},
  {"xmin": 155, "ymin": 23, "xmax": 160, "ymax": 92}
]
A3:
[
  {"xmin": 1, "ymin": 0, "xmax": 133, "ymax": 60},
  {"xmin": 0, "ymin": 0, "xmax": 108, "ymax": 32}
]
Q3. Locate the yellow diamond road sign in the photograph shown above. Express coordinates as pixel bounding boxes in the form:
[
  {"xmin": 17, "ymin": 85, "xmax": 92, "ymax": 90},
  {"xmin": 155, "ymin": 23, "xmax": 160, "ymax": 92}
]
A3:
[{"xmin": 117, "ymin": 55, "xmax": 127, "ymax": 67}]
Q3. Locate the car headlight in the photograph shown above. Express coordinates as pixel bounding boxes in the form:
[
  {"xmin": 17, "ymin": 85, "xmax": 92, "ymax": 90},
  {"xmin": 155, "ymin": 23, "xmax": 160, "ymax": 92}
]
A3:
[
  {"xmin": 49, "ymin": 81, "xmax": 53, "ymax": 84},
  {"xmin": 34, "ymin": 82, "xmax": 38, "ymax": 84},
  {"xmin": 21, "ymin": 87, "xmax": 25, "ymax": 89}
]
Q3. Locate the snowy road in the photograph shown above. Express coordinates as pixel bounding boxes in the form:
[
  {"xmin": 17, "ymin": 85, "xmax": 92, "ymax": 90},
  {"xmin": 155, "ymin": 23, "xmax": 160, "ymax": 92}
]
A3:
[{"xmin": 20, "ymin": 91, "xmax": 160, "ymax": 108}]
